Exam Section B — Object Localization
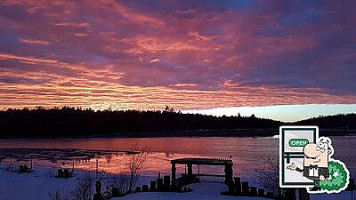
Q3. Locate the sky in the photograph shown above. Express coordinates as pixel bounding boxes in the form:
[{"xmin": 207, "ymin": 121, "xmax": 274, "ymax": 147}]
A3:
[
  {"xmin": 183, "ymin": 104, "xmax": 356, "ymax": 122},
  {"xmin": 0, "ymin": 0, "xmax": 355, "ymax": 122}
]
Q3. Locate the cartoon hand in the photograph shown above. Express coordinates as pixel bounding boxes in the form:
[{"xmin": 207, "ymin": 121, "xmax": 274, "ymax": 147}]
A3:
[
  {"xmin": 286, "ymin": 162, "xmax": 297, "ymax": 171},
  {"xmin": 319, "ymin": 175, "xmax": 325, "ymax": 181}
]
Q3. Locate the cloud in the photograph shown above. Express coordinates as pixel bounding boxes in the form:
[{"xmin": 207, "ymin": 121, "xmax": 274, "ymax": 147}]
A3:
[
  {"xmin": 19, "ymin": 38, "xmax": 51, "ymax": 45},
  {"xmin": 0, "ymin": 0, "xmax": 355, "ymax": 110},
  {"xmin": 53, "ymin": 22, "xmax": 90, "ymax": 28},
  {"xmin": 149, "ymin": 59, "xmax": 160, "ymax": 63},
  {"xmin": 0, "ymin": 53, "xmax": 59, "ymax": 65}
]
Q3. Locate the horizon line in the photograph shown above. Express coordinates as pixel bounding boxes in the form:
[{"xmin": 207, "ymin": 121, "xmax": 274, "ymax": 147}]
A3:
[{"xmin": 1, "ymin": 103, "xmax": 356, "ymax": 123}]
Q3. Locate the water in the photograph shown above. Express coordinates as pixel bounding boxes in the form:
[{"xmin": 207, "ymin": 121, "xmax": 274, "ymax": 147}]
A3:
[{"xmin": 0, "ymin": 136, "xmax": 355, "ymax": 180}]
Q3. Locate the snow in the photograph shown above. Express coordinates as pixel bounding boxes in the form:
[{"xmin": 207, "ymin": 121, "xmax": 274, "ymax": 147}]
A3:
[
  {"xmin": 0, "ymin": 165, "xmax": 83, "ymax": 200},
  {"xmin": 0, "ymin": 165, "xmax": 354, "ymax": 200},
  {"xmin": 310, "ymin": 192, "xmax": 355, "ymax": 200},
  {"xmin": 112, "ymin": 183, "xmax": 268, "ymax": 200},
  {"xmin": 0, "ymin": 165, "xmax": 268, "ymax": 200}
]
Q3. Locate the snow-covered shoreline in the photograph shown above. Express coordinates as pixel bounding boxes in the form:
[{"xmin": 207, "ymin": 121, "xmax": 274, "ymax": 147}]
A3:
[{"xmin": 0, "ymin": 164, "xmax": 354, "ymax": 200}]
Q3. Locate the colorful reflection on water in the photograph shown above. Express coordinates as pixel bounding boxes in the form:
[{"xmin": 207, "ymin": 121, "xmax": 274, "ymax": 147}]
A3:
[{"xmin": 0, "ymin": 136, "xmax": 355, "ymax": 178}]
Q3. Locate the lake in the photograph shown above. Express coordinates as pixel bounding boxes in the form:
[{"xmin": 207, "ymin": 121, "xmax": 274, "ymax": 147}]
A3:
[{"xmin": 0, "ymin": 136, "xmax": 355, "ymax": 181}]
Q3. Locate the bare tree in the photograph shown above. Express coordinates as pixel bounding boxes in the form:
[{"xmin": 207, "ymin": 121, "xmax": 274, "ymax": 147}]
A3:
[
  {"xmin": 255, "ymin": 154, "xmax": 285, "ymax": 199},
  {"xmin": 112, "ymin": 172, "xmax": 131, "ymax": 195},
  {"xmin": 49, "ymin": 189, "xmax": 68, "ymax": 200},
  {"xmin": 127, "ymin": 146, "xmax": 148, "ymax": 193},
  {"xmin": 111, "ymin": 146, "xmax": 148, "ymax": 195},
  {"xmin": 70, "ymin": 176, "xmax": 93, "ymax": 200}
]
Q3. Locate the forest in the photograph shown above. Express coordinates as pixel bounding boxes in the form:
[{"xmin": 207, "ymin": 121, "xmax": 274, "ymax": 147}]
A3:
[{"xmin": 0, "ymin": 107, "xmax": 354, "ymax": 138}]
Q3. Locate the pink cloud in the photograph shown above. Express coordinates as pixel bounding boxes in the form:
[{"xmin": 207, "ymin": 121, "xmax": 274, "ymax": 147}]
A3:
[
  {"xmin": 20, "ymin": 38, "xmax": 51, "ymax": 45},
  {"xmin": 0, "ymin": 0, "xmax": 354, "ymax": 110},
  {"xmin": 53, "ymin": 22, "xmax": 90, "ymax": 28}
]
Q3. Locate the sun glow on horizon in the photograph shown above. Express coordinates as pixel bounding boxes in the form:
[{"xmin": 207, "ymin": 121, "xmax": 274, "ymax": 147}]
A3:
[{"xmin": 183, "ymin": 104, "xmax": 356, "ymax": 122}]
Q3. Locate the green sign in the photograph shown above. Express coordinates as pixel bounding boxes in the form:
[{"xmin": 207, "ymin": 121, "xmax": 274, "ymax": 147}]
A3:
[{"xmin": 289, "ymin": 139, "xmax": 309, "ymax": 147}]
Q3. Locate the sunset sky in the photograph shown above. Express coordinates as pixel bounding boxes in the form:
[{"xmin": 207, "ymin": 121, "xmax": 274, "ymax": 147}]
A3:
[{"xmin": 0, "ymin": 0, "xmax": 355, "ymax": 121}]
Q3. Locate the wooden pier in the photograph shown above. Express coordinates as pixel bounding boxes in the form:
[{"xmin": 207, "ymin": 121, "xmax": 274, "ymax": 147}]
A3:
[{"xmin": 170, "ymin": 158, "xmax": 233, "ymax": 188}]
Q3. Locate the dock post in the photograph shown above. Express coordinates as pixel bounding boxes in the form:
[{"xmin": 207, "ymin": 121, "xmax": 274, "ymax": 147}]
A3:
[
  {"xmin": 171, "ymin": 163, "xmax": 176, "ymax": 189},
  {"xmin": 142, "ymin": 185, "xmax": 149, "ymax": 192},
  {"xmin": 347, "ymin": 178, "xmax": 355, "ymax": 191},
  {"xmin": 241, "ymin": 181, "xmax": 249, "ymax": 196},
  {"xmin": 249, "ymin": 187, "xmax": 257, "ymax": 196},
  {"xmin": 187, "ymin": 164, "xmax": 192, "ymax": 176},
  {"xmin": 298, "ymin": 188, "xmax": 310, "ymax": 200},
  {"xmin": 224, "ymin": 164, "xmax": 233, "ymax": 188},
  {"xmin": 135, "ymin": 186, "xmax": 141, "ymax": 193},
  {"xmin": 150, "ymin": 181, "xmax": 156, "ymax": 192},
  {"xmin": 234, "ymin": 177, "xmax": 241, "ymax": 195},
  {"xmin": 157, "ymin": 177, "xmax": 163, "ymax": 191},
  {"xmin": 30, "ymin": 157, "xmax": 33, "ymax": 170},
  {"xmin": 285, "ymin": 188, "xmax": 296, "ymax": 200},
  {"xmin": 258, "ymin": 189, "xmax": 265, "ymax": 197},
  {"xmin": 266, "ymin": 192, "xmax": 274, "ymax": 199},
  {"xmin": 164, "ymin": 175, "xmax": 170, "ymax": 191},
  {"xmin": 95, "ymin": 158, "xmax": 98, "ymax": 179}
]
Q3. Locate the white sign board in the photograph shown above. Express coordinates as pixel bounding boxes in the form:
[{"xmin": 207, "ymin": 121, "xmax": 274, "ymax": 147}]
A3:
[{"xmin": 279, "ymin": 126, "xmax": 318, "ymax": 188}]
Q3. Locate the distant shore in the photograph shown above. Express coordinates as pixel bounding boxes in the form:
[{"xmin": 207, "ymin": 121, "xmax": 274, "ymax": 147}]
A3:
[
  {"xmin": 1, "ymin": 108, "xmax": 354, "ymax": 138},
  {"xmin": 1, "ymin": 128, "xmax": 355, "ymax": 139}
]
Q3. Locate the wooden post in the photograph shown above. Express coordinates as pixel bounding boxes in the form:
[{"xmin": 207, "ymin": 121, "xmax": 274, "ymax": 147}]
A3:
[
  {"xmin": 298, "ymin": 188, "xmax": 310, "ymax": 200},
  {"xmin": 241, "ymin": 182, "xmax": 249, "ymax": 196},
  {"xmin": 285, "ymin": 188, "xmax": 296, "ymax": 200},
  {"xmin": 72, "ymin": 160, "xmax": 75, "ymax": 175},
  {"xmin": 234, "ymin": 177, "xmax": 241, "ymax": 195},
  {"xmin": 224, "ymin": 164, "xmax": 233, "ymax": 186},
  {"xmin": 266, "ymin": 192, "xmax": 274, "ymax": 199},
  {"xmin": 157, "ymin": 178, "xmax": 163, "ymax": 191},
  {"xmin": 225, "ymin": 164, "xmax": 234, "ymax": 194},
  {"xmin": 164, "ymin": 175, "xmax": 170, "ymax": 191},
  {"xmin": 347, "ymin": 178, "xmax": 355, "ymax": 191},
  {"xmin": 187, "ymin": 164, "xmax": 192, "ymax": 176},
  {"xmin": 228, "ymin": 184, "xmax": 234, "ymax": 194},
  {"xmin": 258, "ymin": 189, "xmax": 265, "ymax": 197},
  {"xmin": 171, "ymin": 163, "xmax": 176, "ymax": 189},
  {"xmin": 249, "ymin": 187, "xmax": 257, "ymax": 196},
  {"xmin": 142, "ymin": 185, "xmax": 149, "ymax": 192},
  {"xmin": 95, "ymin": 158, "xmax": 98, "ymax": 179},
  {"xmin": 150, "ymin": 181, "xmax": 156, "ymax": 191}
]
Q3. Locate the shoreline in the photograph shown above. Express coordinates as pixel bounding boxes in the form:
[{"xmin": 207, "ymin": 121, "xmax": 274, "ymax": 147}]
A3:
[
  {"xmin": 0, "ymin": 163, "xmax": 353, "ymax": 200},
  {"xmin": 1, "ymin": 128, "xmax": 355, "ymax": 139}
]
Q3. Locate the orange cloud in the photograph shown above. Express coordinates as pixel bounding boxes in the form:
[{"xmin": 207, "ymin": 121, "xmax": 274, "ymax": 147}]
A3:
[
  {"xmin": 0, "ymin": 53, "xmax": 59, "ymax": 65},
  {"xmin": 0, "ymin": 0, "xmax": 354, "ymax": 112}
]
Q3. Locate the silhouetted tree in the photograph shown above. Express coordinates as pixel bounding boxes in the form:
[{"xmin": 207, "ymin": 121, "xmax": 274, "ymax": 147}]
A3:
[{"xmin": 0, "ymin": 106, "xmax": 301, "ymax": 138}]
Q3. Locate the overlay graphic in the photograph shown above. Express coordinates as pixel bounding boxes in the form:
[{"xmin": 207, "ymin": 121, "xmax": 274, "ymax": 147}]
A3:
[{"xmin": 279, "ymin": 126, "xmax": 350, "ymax": 194}]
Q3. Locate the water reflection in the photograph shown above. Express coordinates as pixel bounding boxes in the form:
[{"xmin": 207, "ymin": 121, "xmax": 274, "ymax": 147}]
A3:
[{"xmin": 0, "ymin": 136, "xmax": 355, "ymax": 178}]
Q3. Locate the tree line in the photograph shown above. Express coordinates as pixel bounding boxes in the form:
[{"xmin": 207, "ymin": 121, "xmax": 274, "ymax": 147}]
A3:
[
  {"xmin": 0, "ymin": 106, "xmax": 280, "ymax": 138},
  {"xmin": 294, "ymin": 113, "xmax": 356, "ymax": 129},
  {"xmin": 0, "ymin": 107, "xmax": 354, "ymax": 138}
]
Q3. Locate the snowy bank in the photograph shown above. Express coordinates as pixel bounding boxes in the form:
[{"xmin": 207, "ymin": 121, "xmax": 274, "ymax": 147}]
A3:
[
  {"xmin": 113, "ymin": 183, "xmax": 268, "ymax": 200},
  {"xmin": 0, "ymin": 165, "xmax": 354, "ymax": 200}
]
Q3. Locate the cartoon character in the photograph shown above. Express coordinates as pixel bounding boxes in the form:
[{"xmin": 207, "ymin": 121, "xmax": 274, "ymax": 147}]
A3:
[{"xmin": 286, "ymin": 137, "xmax": 349, "ymax": 193}]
